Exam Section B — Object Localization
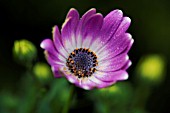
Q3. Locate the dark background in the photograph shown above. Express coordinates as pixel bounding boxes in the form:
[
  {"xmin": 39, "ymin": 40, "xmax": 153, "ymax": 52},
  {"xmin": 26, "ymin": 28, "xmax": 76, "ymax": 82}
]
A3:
[{"xmin": 0, "ymin": 0, "xmax": 170, "ymax": 113}]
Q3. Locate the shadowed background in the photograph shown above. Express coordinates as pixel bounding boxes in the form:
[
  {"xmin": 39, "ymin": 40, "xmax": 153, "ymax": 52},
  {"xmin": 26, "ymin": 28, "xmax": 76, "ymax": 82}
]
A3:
[{"xmin": 0, "ymin": 0, "xmax": 170, "ymax": 113}]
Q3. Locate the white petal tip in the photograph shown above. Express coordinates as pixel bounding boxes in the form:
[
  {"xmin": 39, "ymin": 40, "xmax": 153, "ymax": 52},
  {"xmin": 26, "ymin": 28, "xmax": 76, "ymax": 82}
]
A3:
[
  {"xmin": 83, "ymin": 86, "xmax": 91, "ymax": 90},
  {"xmin": 40, "ymin": 39, "xmax": 52, "ymax": 49},
  {"xmin": 128, "ymin": 61, "xmax": 132, "ymax": 67},
  {"xmin": 126, "ymin": 55, "xmax": 129, "ymax": 60},
  {"xmin": 69, "ymin": 79, "xmax": 75, "ymax": 83},
  {"xmin": 125, "ymin": 16, "xmax": 131, "ymax": 22},
  {"xmin": 40, "ymin": 41, "xmax": 45, "ymax": 49},
  {"xmin": 90, "ymin": 8, "xmax": 96, "ymax": 11},
  {"xmin": 67, "ymin": 75, "xmax": 77, "ymax": 83},
  {"xmin": 131, "ymin": 39, "xmax": 134, "ymax": 44},
  {"xmin": 69, "ymin": 8, "xmax": 76, "ymax": 11},
  {"xmin": 52, "ymin": 26, "xmax": 57, "ymax": 33},
  {"xmin": 61, "ymin": 18, "xmax": 71, "ymax": 30},
  {"xmin": 51, "ymin": 67, "xmax": 55, "ymax": 72},
  {"xmin": 123, "ymin": 73, "xmax": 129, "ymax": 80},
  {"xmin": 115, "ymin": 9, "xmax": 123, "ymax": 13}
]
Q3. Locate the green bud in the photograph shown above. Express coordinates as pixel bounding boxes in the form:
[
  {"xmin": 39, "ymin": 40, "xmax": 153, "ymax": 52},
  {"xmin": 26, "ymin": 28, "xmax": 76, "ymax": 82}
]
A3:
[
  {"xmin": 136, "ymin": 54, "xmax": 166, "ymax": 85},
  {"xmin": 13, "ymin": 39, "xmax": 37, "ymax": 64},
  {"xmin": 33, "ymin": 62, "xmax": 52, "ymax": 82}
]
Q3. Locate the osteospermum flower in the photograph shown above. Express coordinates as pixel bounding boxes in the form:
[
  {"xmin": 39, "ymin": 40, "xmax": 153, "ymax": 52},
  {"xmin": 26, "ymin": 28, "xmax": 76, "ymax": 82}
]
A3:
[{"xmin": 41, "ymin": 8, "xmax": 134, "ymax": 90}]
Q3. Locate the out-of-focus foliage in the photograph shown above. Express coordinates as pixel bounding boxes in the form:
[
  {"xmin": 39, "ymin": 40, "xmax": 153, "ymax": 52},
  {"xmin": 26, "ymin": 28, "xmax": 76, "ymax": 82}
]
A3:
[{"xmin": 0, "ymin": 91, "xmax": 19, "ymax": 113}]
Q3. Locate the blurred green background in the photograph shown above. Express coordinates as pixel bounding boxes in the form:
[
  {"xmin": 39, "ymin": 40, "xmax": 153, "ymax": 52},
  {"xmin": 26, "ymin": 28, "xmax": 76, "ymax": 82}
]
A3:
[{"xmin": 0, "ymin": 0, "xmax": 170, "ymax": 113}]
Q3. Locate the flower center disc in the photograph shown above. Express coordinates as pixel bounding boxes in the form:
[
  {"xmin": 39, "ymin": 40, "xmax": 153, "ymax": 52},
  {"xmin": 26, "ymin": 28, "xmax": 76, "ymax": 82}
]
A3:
[{"xmin": 66, "ymin": 48, "xmax": 98, "ymax": 78}]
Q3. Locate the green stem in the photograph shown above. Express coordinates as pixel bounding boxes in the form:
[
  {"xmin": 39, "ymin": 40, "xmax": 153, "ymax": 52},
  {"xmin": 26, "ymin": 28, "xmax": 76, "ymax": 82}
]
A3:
[{"xmin": 62, "ymin": 85, "xmax": 75, "ymax": 113}]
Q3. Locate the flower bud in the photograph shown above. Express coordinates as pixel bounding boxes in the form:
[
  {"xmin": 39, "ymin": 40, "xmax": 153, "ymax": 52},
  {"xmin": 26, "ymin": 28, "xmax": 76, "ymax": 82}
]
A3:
[
  {"xmin": 136, "ymin": 54, "xmax": 166, "ymax": 85},
  {"xmin": 33, "ymin": 62, "xmax": 52, "ymax": 82},
  {"xmin": 13, "ymin": 39, "xmax": 37, "ymax": 64}
]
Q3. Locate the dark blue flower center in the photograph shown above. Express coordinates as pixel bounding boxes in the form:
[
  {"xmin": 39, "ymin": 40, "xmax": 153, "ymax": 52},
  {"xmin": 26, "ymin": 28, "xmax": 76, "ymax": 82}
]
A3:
[{"xmin": 66, "ymin": 48, "xmax": 98, "ymax": 78}]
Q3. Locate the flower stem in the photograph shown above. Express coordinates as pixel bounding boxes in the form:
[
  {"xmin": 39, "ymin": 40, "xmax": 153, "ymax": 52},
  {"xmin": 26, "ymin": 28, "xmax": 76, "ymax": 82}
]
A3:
[{"xmin": 62, "ymin": 85, "xmax": 75, "ymax": 113}]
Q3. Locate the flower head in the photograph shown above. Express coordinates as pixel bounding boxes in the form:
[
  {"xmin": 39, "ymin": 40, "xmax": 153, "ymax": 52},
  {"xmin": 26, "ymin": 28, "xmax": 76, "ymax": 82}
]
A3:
[{"xmin": 41, "ymin": 8, "xmax": 134, "ymax": 90}]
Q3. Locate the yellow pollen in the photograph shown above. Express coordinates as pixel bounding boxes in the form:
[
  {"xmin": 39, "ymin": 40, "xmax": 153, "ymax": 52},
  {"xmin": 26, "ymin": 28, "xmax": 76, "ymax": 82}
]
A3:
[
  {"xmin": 63, "ymin": 67, "xmax": 67, "ymax": 71},
  {"xmin": 68, "ymin": 58, "xmax": 71, "ymax": 61},
  {"xmin": 82, "ymin": 73, "xmax": 84, "ymax": 77}
]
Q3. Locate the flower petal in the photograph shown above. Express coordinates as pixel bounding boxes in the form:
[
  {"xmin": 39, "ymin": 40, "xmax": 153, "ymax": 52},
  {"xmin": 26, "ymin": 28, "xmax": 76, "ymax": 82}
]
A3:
[
  {"xmin": 101, "ymin": 9, "xmax": 123, "ymax": 39},
  {"xmin": 62, "ymin": 70, "xmax": 96, "ymax": 90},
  {"xmin": 44, "ymin": 51, "xmax": 65, "ymax": 66},
  {"xmin": 114, "ymin": 17, "xmax": 131, "ymax": 37},
  {"xmin": 64, "ymin": 72, "xmax": 79, "ymax": 85},
  {"xmin": 97, "ymin": 33, "xmax": 133, "ymax": 61},
  {"xmin": 40, "ymin": 39, "xmax": 65, "ymax": 63},
  {"xmin": 96, "ymin": 17, "xmax": 131, "ymax": 56},
  {"xmin": 90, "ymin": 9, "xmax": 123, "ymax": 52},
  {"xmin": 40, "ymin": 39, "xmax": 56, "ymax": 53},
  {"xmin": 94, "ymin": 70, "xmax": 128, "ymax": 82},
  {"xmin": 76, "ymin": 8, "xmax": 96, "ymax": 48},
  {"xmin": 78, "ymin": 78, "xmax": 96, "ymax": 90},
  {"xmin": 81, "ymin": 13, "xmax": 103, "ymax": 48},
  {"xmin": 51, "ymin": 65, "xmax": 65, "ymax": 78},
  {"xmin": 121, "ymin": 60, "xmax": 132, "ymax": 70},
  {"xmin": 97, "ymin": 81, "xmax": 116, "ymax": 88},
  {"xmin": 61, "ymin": 8, "xmax": 79, "ymax": 53},
  {"xmin": 89, "ymin": 76, "xmax": 116, "ymax": 88},
  {"xmin": 52, "ymin": 26, "xmax": 69, "ymax": 58},
  {"xmin": 97, "ymin": 54, "xmax": 129, "ymax": 72}
]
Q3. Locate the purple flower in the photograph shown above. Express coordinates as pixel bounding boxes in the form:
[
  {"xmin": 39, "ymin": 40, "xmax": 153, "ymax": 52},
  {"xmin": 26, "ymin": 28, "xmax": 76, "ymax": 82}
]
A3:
[{"xmin": 41, "ymin": 8, "xmax": 134, "ymax": 90}]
